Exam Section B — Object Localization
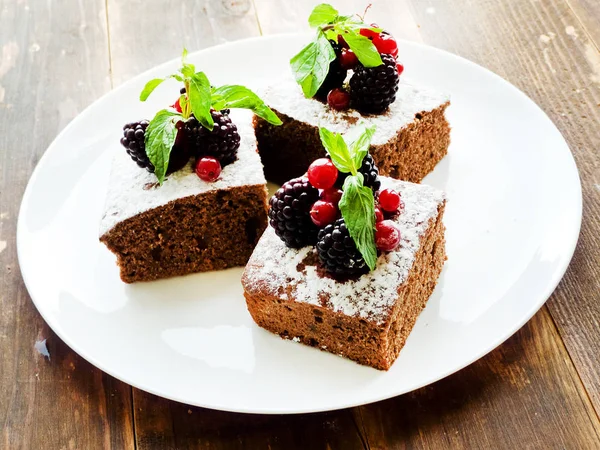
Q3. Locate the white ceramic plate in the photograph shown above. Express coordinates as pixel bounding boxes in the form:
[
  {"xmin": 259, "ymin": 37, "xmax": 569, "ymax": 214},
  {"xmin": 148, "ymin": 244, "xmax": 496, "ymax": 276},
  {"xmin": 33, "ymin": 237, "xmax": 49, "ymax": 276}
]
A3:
[{"xmin": 18, "ymin": 35, "xmax": 581, "ymax": 414}]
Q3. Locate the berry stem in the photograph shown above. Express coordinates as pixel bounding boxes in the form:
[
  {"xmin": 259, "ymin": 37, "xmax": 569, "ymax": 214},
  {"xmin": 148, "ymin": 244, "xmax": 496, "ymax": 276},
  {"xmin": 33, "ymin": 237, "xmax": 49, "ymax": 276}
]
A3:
[
  {"xmin": 182, "ymin": 80, "xmax": 192, "ymax": 119},
  {"xmin": 357, "ymin": 3, "xmax": 372, "ymax": 22}
]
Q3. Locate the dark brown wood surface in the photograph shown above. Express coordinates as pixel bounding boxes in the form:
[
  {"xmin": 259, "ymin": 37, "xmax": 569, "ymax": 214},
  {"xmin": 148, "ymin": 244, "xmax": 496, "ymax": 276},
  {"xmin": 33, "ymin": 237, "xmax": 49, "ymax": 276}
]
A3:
[{"xmin": 1, "ymin": 0, "xmax": 599, "ymax": 448}]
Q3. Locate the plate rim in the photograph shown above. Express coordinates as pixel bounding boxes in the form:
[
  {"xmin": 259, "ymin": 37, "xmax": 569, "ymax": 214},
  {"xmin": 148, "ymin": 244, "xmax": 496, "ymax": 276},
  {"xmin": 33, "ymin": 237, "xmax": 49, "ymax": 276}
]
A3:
[{"xmin": 17, "ymin": 33, "xmax": 583, "ymax": 414}]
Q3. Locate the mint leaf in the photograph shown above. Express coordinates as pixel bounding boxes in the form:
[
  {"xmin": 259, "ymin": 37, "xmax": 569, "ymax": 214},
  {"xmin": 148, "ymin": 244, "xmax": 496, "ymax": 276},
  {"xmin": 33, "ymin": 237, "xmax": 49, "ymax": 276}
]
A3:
[
  {"xmin": 318, "ymin": 127, "xmax": 355, "ymax": 174},
  {"xmin": 308, "ymin": 3, "xmax": 338, "ymax": 27},
  {"xmin": 188, "ymin": 72, "xmax": 213, "ymax": 129},
  {"xmin": 140, "ymin": 78, "xmax": 166, "ymax": 101},
  {"xmin": 343, "ymin": 31, "xmax": 382, "ymax": 67},
  {"xmin": 211, "ymin": 85, "xmax": 282, "ymax": 125},
  {"xmin": 347, "ymin": 124, "xmax": 376, "ymax": 169},
  {"xmin": 290, "ymin": 29, "xmax": 335, "ymax": 98},
  {"xmin": 340, "ymin": 175, "xmax": 377, "ymax": 271},
  {"xmin": 145, "ymin": 109, "xmax": 181, "ymax": 184},
  {"xmin": 180, "ymin": 48, "xmax": 196, "ymax": 78}
]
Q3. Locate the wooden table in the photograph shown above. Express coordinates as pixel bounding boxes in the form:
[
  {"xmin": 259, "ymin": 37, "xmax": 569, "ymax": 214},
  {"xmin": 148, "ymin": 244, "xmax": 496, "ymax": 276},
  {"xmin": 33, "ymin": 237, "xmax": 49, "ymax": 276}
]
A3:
[{"xmin": 1, "ymin": 0, "xmax": 599, "ymax": 448}]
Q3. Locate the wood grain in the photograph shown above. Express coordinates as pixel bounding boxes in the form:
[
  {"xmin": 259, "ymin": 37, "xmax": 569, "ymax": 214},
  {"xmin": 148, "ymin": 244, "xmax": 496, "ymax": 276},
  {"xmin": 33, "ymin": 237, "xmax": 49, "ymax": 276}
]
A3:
[
  {"xmin": 107, "ymin": 0, "xmax": 261, "ymax": 86},
  {"xmin": 358, "ymin": 308, "xmax": 600, "ymax": 449},
  {"xmin": 252, "ymin": 0, "xmax": 423, "ymax": 43},
  {"xmin": 401, "ymin": 0, "xmax": 600, "ymax": 419},
  {"xmin": 133, "ymin": 390, "xmax": 367, "ymax": 450},
  {"xmin": 565, "ymin": 0, "xmax": 600, "ymax": 49},
  {"xmin": 0, "ymin": 0, "xmax": 134, "ymax": 448}
]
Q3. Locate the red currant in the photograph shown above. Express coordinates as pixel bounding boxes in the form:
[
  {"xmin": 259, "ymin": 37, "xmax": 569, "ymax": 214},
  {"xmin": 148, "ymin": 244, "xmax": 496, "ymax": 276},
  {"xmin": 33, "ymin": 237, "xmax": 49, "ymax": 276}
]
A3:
[
  {"xmin": 327, "ymin": 88, "xmax": 351, "ymax": 111},
  {"xmin": 172, "ymin": 98, "xmax": 183, "ymax": 113},
  {"xmin": 339, "ymin": 49, "xmax": 358, "ymax": 70},
  {"xmin": 375, "ymin": 207, "xmax": 384, "ymax": 223},
  {"xmin": 195, "ymin": 157, "xmax": 221, "ymax": 182},
  {"xmin": 359, "ymin": 28, "xmax": 379, "ymax": 40},
  {"xmin": 375, "ymin": 220, "xmax": 401, "ymax": 251},
  {"xmin": 307, "ymin": 158, "xmax": 338, "ymax": 189},
  {"xmin": 373, "ymin": 33, "xmax": 398, "ymax": 58},
  {"xmin": 310, "ymin": 201, "xmax": 338, "ymax": 227},
  {"xmin": 379, "ymin": 188, "xmax": 401, "ymax": 213},
  {"xmin": 396, "ymin": 63, "xmax": 404, "ymax": 76},
  {"xmin": 320, "ymin": 188, "xmax": 343, "ymax": 205}
]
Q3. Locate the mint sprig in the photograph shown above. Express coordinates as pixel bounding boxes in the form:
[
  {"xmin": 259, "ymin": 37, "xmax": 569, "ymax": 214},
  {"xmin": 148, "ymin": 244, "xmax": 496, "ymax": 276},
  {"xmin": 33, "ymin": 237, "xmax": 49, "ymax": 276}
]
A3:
[
  {"xmin": 188, "ymin": 72, "xmax": 213, "ymax": 129},
  {"xmin": 318, "ymin": 124, "xmax": 378, "ymax": 270},
  {"xmin": 144, "ymin": 109, "xmax": 180, "ymax": 184},
  {"xmin": 290, "ymin": 3, "xmax": 383, "ymax": 98},
  {"xmin": 290, "ymin": 29, "xmax": 335, "ymax": 98},
  {"xmin": 137, "ymin": 49, "xmax": 281, "ymax": 185},
  {"xmin": 308, "ymin": 3, "xmax": 338, "ymax": 28},
  {"xmin": 211, "ymin": 85, "xmax": 282, "ymax": 125},
  {"xmin": 340, "ymin": 175, "xmax": 377, "ymax": 271}
]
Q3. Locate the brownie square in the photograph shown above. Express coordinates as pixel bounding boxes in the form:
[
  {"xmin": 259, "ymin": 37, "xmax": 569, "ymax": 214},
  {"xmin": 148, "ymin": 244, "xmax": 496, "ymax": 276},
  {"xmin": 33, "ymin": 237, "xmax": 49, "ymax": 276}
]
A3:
[
  {"xmin": 242, "ymin": 177, "xmax": 446, "ymax": 370},
  {"xmin": 100, "ymin": 111, "xmax": 268, "ymax": 283},
  {"xmin": 254, "ymin": 79, "xmax": 451, "ymax": 185}
]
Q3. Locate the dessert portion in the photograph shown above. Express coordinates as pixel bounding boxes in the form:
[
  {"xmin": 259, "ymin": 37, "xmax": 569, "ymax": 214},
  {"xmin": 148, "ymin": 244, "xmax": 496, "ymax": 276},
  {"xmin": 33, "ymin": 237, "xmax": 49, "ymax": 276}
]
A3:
[
  {"xmin": 100, "ymin": 50, "xmax": 281, "ymax": 283},
  {"xmin": 255, "ymin": 80, "xmax": 450, "ymax": 185},
  {"xmin": 242, "ymin": 125, "xmax": 447, "ymax": 370},
  {"xmin": 254, "ymin": 4, "xmax": 451, "ymax": 184}
]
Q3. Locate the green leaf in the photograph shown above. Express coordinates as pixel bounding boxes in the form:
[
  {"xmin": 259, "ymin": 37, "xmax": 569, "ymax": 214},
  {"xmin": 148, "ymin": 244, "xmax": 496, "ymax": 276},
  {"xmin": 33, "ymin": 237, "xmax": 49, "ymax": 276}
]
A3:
[
  {"xmin": 347, "ymin": 124, "xmax": 376, "ymax": 169},
  {"xmin": 343, "ymin": 31, "xmax": 382, "ymax": 67},
  {"xmin": 139, "ymin": 78, "xmax": 166, "ymax": 101},
  {"xmin": 339, "ymin": 175, "xmax": 377, "ymax": 271},
  {"xmin": 180, "ymin": 48, "xmax": 196, "ymax": 78},
  {"xmin": 308, "ymin": 3, "xmax": 338, "ymax": 27},
  {"xmin": 178, "ymin": 93, "xmax": 188, "ymax": 115},
  {"xmin": 145, "ymin": 109, "xmax": 181, "ymax": 184},
  {"xmin": 318, "ymin": 127, "xmax": 355, "ymax": 174},
  {"xmin": 290, "ymin": 29, "xmax": 336, "ymax": 98},
  {"xmin": 211, "ymin": 85, "xmax": 282, "ymax": 125},
  {"xmin": 188, "ymin": 71, "xmax": 213, "ymax": 129},
  {"xmin": 181, "ymin": 64, "xmax": 195, "ymax": 79}
]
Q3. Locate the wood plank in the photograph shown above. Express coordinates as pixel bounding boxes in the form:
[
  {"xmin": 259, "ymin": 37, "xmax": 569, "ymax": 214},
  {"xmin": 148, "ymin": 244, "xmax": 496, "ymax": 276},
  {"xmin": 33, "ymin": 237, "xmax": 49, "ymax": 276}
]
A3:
[
  {"xmin": 107, "ymin": 0, "xmax": 262, "ymax": 86},
  {"xmin": 0, "ymin": 0, "xmax": 134, "ymax": 448},
  {"xmin": 252, "ymin": 0, "xmax": 423, "ymax": 42},
  {"xmin": 565, "ymin": 0, "xmax": 600, "ymax": 49},
  {"xmin": 402, "ymin": 0, "xmax": 600, "ymax": 419},
  {"xmin": 133, "ymin": 390, "xmax": 367, "ymax": 450},
  {"xmin": 357, "ymin": 308, "xmax": 600, "ymax": 448}
]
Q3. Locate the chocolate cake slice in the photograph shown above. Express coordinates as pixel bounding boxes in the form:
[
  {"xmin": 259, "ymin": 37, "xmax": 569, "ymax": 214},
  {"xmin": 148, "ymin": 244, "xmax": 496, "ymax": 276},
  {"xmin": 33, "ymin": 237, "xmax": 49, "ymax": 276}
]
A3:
[
  {"xmin": 100, "ymin": 111, "xmax": 268, "ymax": 283},
  {"xmin": 242, "ymin": 177, "xmax": 446, "ymax": 370},
  {"xmin": 254, "ymin": 79, "xmax": 451, "ymax": 185}
]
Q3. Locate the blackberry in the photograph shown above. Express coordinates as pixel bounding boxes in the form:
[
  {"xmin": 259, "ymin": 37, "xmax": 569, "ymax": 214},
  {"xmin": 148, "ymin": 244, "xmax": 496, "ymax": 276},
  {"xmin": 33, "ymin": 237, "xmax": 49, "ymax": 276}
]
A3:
[
  {"xmin": 316, "ymin": 218, "xmax": 368, "ymax": 277},
  {"xmin": 120, "ymin": 120, "xmax": 190, "ymax": 174},
  {"xmin": 349, "ymin": 53, "xmax": 399, "ymax": 113},
  {"xmin": 121, "ymin": 120, "xmax": 153, "ymax": 172},
  {"xmin": 315, "ymin": 40, "xmax": 347, "ymax": 100},
  {"xmin": 335, "ymin": 153, "xmax": 381, "ymax": 192},
  {"xmin": 268, "ymin": 177, "xmax": 320, "ymax": 248},
  {"xmin": 184, "ymin": 109, "xmax": 241, "ymax": 166}
]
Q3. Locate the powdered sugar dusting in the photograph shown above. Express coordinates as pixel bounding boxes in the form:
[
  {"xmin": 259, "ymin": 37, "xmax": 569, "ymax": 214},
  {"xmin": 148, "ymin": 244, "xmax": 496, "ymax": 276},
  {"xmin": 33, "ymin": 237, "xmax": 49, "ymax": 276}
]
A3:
[
  {"xmin": 243, "ymin": 178, "xmax": 445, "ymax": 325},
  {"xmin": 261, "ymin": 78, "xmax": 450, "ymax": 146},
  {"xmin": 99, "ymin": 110, "xmax": 265, "ymax": 236}
]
